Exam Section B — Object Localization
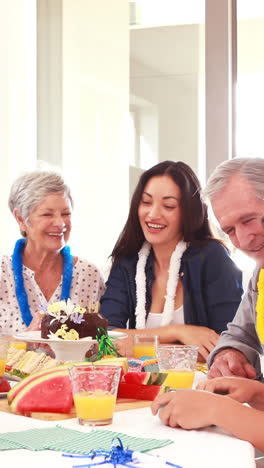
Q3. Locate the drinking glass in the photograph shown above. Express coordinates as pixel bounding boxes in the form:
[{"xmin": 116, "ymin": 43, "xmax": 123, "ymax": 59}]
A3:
[
  {"xmin": 156, "ymin": 345, "xmax": 199, "ymax": 389},
  {"xmin": 133, "ymin": 335, "xmax": 159, "ymax": 359},
  {"xmin": 69, "ymin": 365, "xmax": 121, "ymax": 426},
  {"xmin": 0, "ymin": 339, "xmax": 9, "ymax": 377}
]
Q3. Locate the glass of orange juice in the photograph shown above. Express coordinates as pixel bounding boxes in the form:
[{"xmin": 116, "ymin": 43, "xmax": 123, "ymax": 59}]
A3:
[
  {"xmin": 69, "ymin": 365, "xmax": 121, "ymax": 426},
  {"xmin": 133, "ymin": 335, "xmax": 159, "ymax": 359},
  {"xmin": 0, "ymin": 339, "xmax": 9, "ymax": 377},
  {"xmin": 156, "ymin": 345, "xmax": 199, "ymax": 390}
]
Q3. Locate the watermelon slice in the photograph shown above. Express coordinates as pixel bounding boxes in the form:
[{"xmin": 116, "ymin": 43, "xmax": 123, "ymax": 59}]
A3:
[
  {"xmin": 10, "ymin": 370, "xmax": 73, "ymax": 414},
  {"xmin": 117, "ymin": 382, "xmax": 167, "ymax": 401},
  {"xmin": 0, "ymin": 377, "xmax": 11, "ymax": 393},
  {"xmin": 9, "ymin": 360, "xmax": 125, "ymax": 413},
  {"xmin": 124, "ymin": 371, "xmax": 168, "ymax": 386},
  {"xmin": 8, "ymin": 367, "xmax": 62, "ymax": 403},
  {"xmin": 7, "ymin": 361, "xmax": 90, "ymax": 403}
]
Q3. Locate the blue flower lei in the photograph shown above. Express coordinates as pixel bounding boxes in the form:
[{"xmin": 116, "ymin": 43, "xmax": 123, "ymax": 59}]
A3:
[{"xmin": 12, "ymin": 238, "xmax": 73, "ymax": 326}]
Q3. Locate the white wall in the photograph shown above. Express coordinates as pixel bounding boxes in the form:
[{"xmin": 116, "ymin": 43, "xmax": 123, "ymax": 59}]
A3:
[
  {"xmin": 238, "ymin": 18, "xmax": 264, "ymax": 72},
  {"xmin": 0, "ymin": 1, "xmax": 37, "ymax": 256},
  {"xmin": 0, "ymin": 1, "xmax": 129, "ymax": 269},
  {"xmin": 61, "ymin": 0, "xmax": 129, "ymax": 269},
  {"xmin": 2, "ymin": 4, "xmax": 264, "ymax": 268},
  {"xmin": 130, "ymin": 24, "xmax": 203, "ymax": 175}
]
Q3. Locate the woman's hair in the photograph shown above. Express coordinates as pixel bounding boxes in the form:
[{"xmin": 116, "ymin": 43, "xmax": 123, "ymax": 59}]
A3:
[
  {"xmin": 111, "ymin": 160, "xmax": 215, "ymax": 263},
  {"xmin": 8, "ymin": 170, "xmax": 73, "ymax": 237},
  {"xmin": 203, "ymin": 157, "xmax": 264, "ymax": 203}
]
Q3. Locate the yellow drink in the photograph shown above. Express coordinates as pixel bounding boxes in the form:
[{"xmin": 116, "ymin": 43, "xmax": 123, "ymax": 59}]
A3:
[
  {"xmin": 0, "ymin": 358, "xmax": 6, "ymax": 377},
  {"xmin": 73, "ymin": 391, "xmax": 116, "ymax": 423},
  {"xmin": 133, "ymin": 345, "xmax": 156, "ymax": 359},
  {"xmin": 10, "ymin": 341, "xmax": 27, "ymax": 351},
  {"xmin": 162, "ymin": 369, "xmax": 195, "ymax": 389}
]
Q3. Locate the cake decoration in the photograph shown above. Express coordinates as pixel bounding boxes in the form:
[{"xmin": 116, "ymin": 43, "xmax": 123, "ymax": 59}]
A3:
[
  {"xmin": 42, "ymin": 299, "xmax": 86, "ymax": 323},
  {"xmin": 40, "ymin": 299, "xmax": 108, "ymax": 340},
  {"xmin": 50, "ymin": 324, "xmax": 80, "ymax": 340},
  {"xmin": 94, "ymin": 327, "xmax": 121, "ymax": 359}
]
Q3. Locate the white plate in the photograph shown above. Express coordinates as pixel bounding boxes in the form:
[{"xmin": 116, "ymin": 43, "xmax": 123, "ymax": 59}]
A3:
[
  {"xmin": 3, "ymin": 372, "xmax": 20, "ymax": 382},
  {"xmin": 13, "ymin": 330, "xmax": 126, "ymax": 343},
  {"xmin": 13, "ymin": 330, "xmax": 127, "ymax": 361}
]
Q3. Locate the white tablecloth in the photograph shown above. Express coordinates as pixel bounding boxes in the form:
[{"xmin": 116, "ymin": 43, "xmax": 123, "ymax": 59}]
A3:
[{"xmin": 0, "ymin": 408, "xmax": 256, "ymax": 468}]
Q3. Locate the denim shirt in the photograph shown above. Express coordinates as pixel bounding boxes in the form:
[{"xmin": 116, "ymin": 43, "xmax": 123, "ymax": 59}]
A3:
[{"xmin": 100, "ymin": 240, "xmax": 243, "ymax": 334}]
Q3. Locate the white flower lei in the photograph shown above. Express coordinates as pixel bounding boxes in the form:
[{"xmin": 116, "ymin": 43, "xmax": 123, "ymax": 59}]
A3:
[{"xmin": 135, "ymin": 240, "xmax": 187, "ymax": 328}]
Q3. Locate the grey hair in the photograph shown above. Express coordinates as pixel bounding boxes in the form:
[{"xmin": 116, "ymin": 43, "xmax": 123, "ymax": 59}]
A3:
[
  {"xmin": 203, "ymin": 157, "xmax": 264, "ymax": 203},
  {"xmin": 8, "ymin": 170, "xmax": 73, "ymax": 237}
]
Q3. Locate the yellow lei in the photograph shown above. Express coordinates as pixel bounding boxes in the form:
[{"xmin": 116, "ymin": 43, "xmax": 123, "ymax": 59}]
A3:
[{"xmin": 256, "ymin": 269, "xmax": 264, "ymax": 344}]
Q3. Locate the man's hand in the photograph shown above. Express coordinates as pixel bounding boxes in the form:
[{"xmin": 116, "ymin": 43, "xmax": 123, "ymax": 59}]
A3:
[{"xmin": 208, "ymin": 348, "xmax": 256, "ymax": 379}]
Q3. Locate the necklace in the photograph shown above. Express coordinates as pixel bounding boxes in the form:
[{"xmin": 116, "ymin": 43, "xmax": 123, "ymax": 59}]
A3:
[
  {"xmin": 135, "ymin": 240, "xmax": 187, "ymax": 329},
  {"xmin": 12, "ymin": 238, "xmax": 73, "ymax": 327},
  {"xmin": 256, "ymin": 268, "xmax": 264, "ymax": 344}
]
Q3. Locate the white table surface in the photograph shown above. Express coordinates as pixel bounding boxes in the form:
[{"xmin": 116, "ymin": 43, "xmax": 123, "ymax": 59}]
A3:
[{"xmin": 0, "ymin": 407, "xmax": 256, "ymax": 468}]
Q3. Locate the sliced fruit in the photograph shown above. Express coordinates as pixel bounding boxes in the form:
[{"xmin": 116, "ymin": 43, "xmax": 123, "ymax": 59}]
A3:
[
  {"xmin": 8, "ymin": 361, "xmax": 91, "ymax": 403},
  {"xmin": 117, "ymin": 382, "xmax": 168, "ymax": 400},
  {"xmin": 7, "ymin": 360, "xmax": 123, "ymax": 412},
  {"xmin": 124, "ymin": 371, "xmax": 168, "ymax": 386},
  {"xmin": 93, "ymin": 357, "xmax": 128, "ymax": 373},
  {"xmin": 10, "ymin": 370, "xmax": 73, "ymax": 414},
  {"xmin": 0, "ymin": 378, "xmax": 11, "ymax": 393},
  {"xmin": 8, "ymin": 359, "xmax": 125, "ymax": 412},
  {"xmin": 8, "ymin": 366, "xmax": 62, "ymax": 403}
]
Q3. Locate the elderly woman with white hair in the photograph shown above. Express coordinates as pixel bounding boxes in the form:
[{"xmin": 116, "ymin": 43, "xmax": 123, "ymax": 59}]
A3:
[{"xmin": 0, "ymin": 170, "xmax": 105, "ymax": 337}]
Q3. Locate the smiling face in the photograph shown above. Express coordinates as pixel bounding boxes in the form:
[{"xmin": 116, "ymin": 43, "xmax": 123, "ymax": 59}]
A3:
[
  {"xmin": 138, "ymin": 175, "xmax": 183, "ymax": 249},
  {"xmin": 15, "ymin": 192, "xmax": 72, "ymax": 253},
  {"xmin": 212, "ymin": 174, "xmax": 264, "ymax": 266}
]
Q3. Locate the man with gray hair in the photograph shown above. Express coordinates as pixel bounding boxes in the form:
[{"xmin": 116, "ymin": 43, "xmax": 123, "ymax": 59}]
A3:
[{"xmin": 204, "ymin": 157, "xmax": 264, "ymax": 380}]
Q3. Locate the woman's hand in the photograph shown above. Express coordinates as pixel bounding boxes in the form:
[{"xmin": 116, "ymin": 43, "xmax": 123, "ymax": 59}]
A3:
[
  {"xmin": 115, "ymin": 335, "xmax": 134, "ymax": 357},
  {"xmin": 197, "ymin": 376, "xmax": 264, "ymax": 410},
  {"xmin": 27, "ymin": 312, "xmax": 43, "ymax": 331},
  {"xmin": 176, "ymin": 325, "xmax": 219, "ymax": 361},
  {"xmin": 26, "ymin": 312, "xmax": 55, "ymax": 356},
  {"xmin": 107, "ymin": 325, "xmax": 219, "ymax": 360}
]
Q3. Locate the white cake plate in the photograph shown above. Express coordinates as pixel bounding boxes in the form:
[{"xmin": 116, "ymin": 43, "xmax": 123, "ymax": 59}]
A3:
[{"xmin": 13, "ymin": 330, "xmax": 127, "ymax": 362}]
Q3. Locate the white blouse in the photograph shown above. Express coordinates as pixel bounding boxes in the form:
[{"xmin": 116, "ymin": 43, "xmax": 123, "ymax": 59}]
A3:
[
  {"xmin": 145, "ymin": 305, "xmax": 184, "ymax": 329},
  {"xmin": 0, "ymin": 256, "xmax": 105, "ymax": 335}
]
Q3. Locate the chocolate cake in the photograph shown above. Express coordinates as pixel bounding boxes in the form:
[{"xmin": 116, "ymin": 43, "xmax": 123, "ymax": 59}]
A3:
[{"xmin": 40, "ymin": 300, "xmax": 108, "ymax": 340}]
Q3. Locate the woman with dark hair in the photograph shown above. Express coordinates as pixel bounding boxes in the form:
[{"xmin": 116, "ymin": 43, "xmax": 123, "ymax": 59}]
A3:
[{"xmin": 100, "ymin": 161, "xmax": 243, "ymax": 360}]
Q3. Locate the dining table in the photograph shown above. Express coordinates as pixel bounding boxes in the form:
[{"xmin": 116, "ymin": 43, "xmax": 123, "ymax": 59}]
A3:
[
  {"xmin": 0, "ymin": 394, "xmax": 151, "ymax": 420},
  {"xmin": 0, "ymin": 371, "xmax": 257, "ymax": 468}
]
